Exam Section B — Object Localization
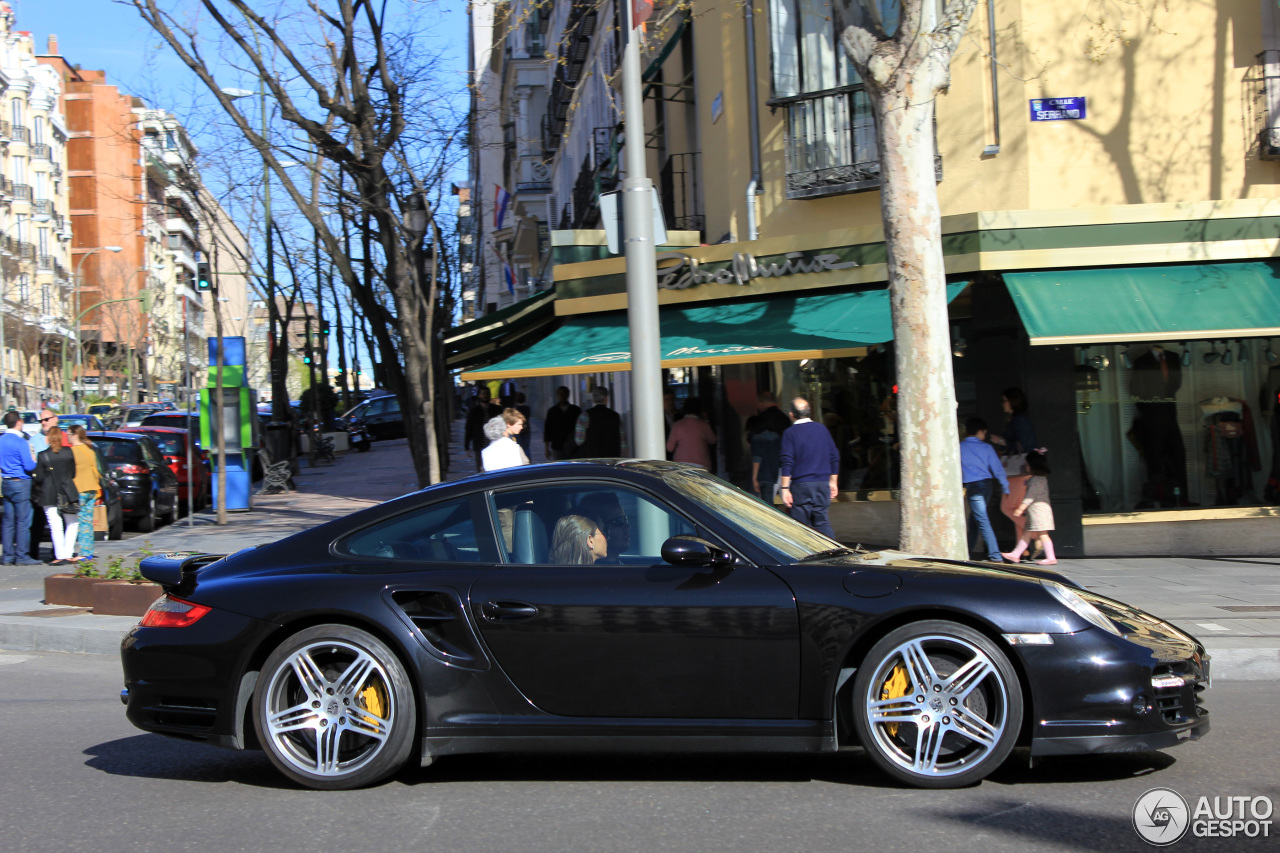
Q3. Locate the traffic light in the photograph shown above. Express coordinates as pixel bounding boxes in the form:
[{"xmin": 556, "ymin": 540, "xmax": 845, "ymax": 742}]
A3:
[
  {"xmin": 320, "ymin": 319, "xmax": 331, "ymax": 337},
  {"xmin": 196, "ymin": 262, "xmax": 212, "ymax": 291}
]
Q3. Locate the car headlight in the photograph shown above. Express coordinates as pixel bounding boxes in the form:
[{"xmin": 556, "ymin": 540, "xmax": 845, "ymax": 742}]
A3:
[{"xmin": 1041, "ymin": 580, "xmax": 1121, "ymax": 635}]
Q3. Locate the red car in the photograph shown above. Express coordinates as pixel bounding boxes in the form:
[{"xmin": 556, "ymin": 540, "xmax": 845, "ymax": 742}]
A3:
[{"xmin": 120, "ymin": 426, "xmax": 210, "ymax": 510}]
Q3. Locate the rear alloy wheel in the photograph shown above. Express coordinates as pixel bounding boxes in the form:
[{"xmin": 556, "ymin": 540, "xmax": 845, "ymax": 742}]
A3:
[
  {"xmin": 852, "ymin": 620, "xmax": 1022, "ymax": 788},
  {"xmin": 254, "ymin": 624, "xmax": 417, "ymax": 790}
]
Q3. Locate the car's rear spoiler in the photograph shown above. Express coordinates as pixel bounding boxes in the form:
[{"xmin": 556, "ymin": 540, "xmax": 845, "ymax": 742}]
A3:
[{"xmin": 139, "ymin": 552, "xmax": 227, "ymax": 590}]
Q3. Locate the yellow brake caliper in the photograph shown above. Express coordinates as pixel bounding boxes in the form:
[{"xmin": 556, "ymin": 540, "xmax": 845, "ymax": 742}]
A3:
[
  {"xmin": 359, "ymin": 680, "xmax": 387, "ymax": 728},
  {"xmin": 880, "ymin": 663, "xmax": 910, "ymax": 737}
]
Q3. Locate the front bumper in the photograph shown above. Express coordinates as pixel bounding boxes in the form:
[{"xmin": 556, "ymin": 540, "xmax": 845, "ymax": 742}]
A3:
[{"xmin": 1018, "ymin": 622, "xmax": 1210, "ymax": 757}]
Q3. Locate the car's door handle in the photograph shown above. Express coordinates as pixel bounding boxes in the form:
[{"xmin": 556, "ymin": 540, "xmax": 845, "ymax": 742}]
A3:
[{"xmin": 482, "ymin": 600, "xmax": 539, "ymax": 621}]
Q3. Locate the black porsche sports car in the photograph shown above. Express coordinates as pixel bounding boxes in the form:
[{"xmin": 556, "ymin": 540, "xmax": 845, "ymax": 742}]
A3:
[{"xmin": 120, "ymin": 461, "xmax": 1210, "ymax": 790}]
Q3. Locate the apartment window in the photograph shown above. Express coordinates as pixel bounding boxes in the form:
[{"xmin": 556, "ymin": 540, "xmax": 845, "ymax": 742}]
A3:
[
  {"xmin": 17, "ymin": 274, "xmax": 30, "ymax": 303},
  {"xmin": 33, "ymin": 116, "xmax": 44, "ymax": 144},
  {"xmin": 41, "ymin": 284, "xmax": 52, "ymax": 315},
  {"xmin": 768, "ymin": 0, "xmax": 901, "ymax": 198},
  {"xmin": 10, "ymin": 98, "xmax": 21, "ymax": 128},
  {"xmin": 165, "ymin": 130, "xmax": 176, "ymax": 149},
  {"xmin": 12, "ymin": 156, "xmax": 25, "ymax": 184},
  {"xmin": 38, "ymin": 228, "xmax": 48, "ymax": 255}
]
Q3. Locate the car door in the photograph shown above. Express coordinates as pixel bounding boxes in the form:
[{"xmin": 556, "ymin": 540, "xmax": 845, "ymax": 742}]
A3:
[
  {"xmin": 139, "ymin": 437, "xmax": 178, "ymax": 510},
  {"xmin": 469, "ymin": 481, "xmax": 800, "ymax": 720}
]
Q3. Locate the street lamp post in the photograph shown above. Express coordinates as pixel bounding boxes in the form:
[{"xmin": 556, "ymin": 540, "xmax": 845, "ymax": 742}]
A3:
[
  {"xmin": 0, "ymin": 213, "xmax": 52, "ymax": 409},
  {"xmin": 68, "ymin": 245, "xmax": 124, "ymax": 405}
]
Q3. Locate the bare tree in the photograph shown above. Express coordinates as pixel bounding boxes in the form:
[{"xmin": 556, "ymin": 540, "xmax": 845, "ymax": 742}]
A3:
[
  {"xmin": 125, "ymin": 0, "xmax": 463, "ymax": 486},
  {"xmin": 832, "ymin": 0, "xmax": 980, "ymax": 558}
]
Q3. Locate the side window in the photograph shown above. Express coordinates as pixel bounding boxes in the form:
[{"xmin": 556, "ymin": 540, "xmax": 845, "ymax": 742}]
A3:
[
  {"xmin": 342, "ymin": 497, "xmax": 489, "ymax": 563},
  {"xmin": 142, "ymin": 441, "xmax": 165, "ymax": 465},
  {"xmin": 364, "ymin": 399, "xmax": 387, "ymax": 417},
  {"xmin": 490, "ymin": 483, "xmax": 698, "ymax": 566},
  {"xmin": 386, "ymin": 397, "xmax": 401, "ymax": 414}
]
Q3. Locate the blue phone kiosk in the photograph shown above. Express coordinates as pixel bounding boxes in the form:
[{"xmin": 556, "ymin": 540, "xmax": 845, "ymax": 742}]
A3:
[{"xmin": 200, "ymin": 337, "xmax": 258, "ymax": 511}]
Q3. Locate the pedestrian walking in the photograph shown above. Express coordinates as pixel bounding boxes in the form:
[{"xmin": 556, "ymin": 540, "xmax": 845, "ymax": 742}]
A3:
[
  {"xmin": 574, "ymin": 386, "xmax": 629, "ymax": 457},
  {"xmin": 665, "ymin": 398, "xmax": 717, "ymax": 471},
  {"xmin": 513, "ymin": 392, "xmax": 533, "ymax": 459},
  {"xmin": 960, "ymin": 417, "xmax": 1009, "ymax": 563},
  {"xmin": 1001, "ymin": 450, "xmax": 1057, "ymax": 565},
  {"xmin": 0, "ymin": 411, "xmax": 40, "ymax": 565},
  {"xmin": 464, "ymin": 387, "xmax": 502, "ymax": 471},
  {"xmin": 779, "ymin": 398, "xmax": 840, "ymax": 538},
  {"xmin": 34, "ymin": 426, "xmax": 81, "ymax": 566},
  {"xmin": 745, "ymin": 391, "xmax": 791, "ymax": 503},
  {"xmin": 990, "ymin": 387, "xmax": 1038, "ymax": 549},
  {"xmin": 543, "ymin": 386, "xmax": 581, "ymax": 460},
  {"xmin": 481, "ymin": 409, "xmax": 530, "ymax": 472},
  {"xmin": 67, "ymin": 426, "xmax": 101, "ymax": 563}
]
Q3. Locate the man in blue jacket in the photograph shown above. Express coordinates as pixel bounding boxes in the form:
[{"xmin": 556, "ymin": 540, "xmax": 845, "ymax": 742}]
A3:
[
  {"xmin": 0, "ymin": 411, "xmax": 40, "ymax": 565},
  {"xmin": 960, "ymin": 417, "xmax": 1009, "ymax": 562},
  {"xmin": 779, "ymin": 397, "xmax": 840, "ymax": 538}
]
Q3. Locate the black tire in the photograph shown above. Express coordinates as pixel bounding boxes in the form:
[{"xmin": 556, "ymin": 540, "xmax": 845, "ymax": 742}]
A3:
[
  {"xmin": 108, "ymin": 508, "xmax": 123, "ymax": 541},
  {"xmin": 254, "ymin": 624, "xmax": 417, "ymax": 790},
  {"xmin": 134, "ymin": 495, "xmax": 155, "ymax": 532},
  {"xmin": 356, "ymin": 438, "xmax": 371, "ymax": 453},
  {"xmin": 852, "ymin": 620, "xmax": 1022, "ymax": 788}
]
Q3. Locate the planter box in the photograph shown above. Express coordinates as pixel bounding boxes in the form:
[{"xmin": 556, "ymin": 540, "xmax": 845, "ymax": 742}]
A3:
[
  {"xmin": 44, "ymin": 573, "xmax": 110, "ymax": 607},
  {"xmin": 92, "ymin": 580, "xmax": 164, "ymax": 617}
]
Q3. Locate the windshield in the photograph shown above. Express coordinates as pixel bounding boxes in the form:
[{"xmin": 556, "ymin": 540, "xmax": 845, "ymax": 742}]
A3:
[
  {"xmin": 97, "ymin": 439, "xmax": 142, "ymax": 465},
  {"xmin": 663, "ymin": 468, "xmax": 842, "ymax": 563},
  {"xmin": 141, "ymin": 434, "xmax": 184, "ymax": 455}
]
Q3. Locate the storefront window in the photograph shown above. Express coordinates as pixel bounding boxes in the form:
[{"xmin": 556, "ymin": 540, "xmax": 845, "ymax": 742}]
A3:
[{"xmin": 1075, "ymin": 341, "xmax": 1280, "ymax": 512}]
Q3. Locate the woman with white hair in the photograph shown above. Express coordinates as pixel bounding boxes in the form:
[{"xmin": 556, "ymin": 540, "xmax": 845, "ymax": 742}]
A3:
[{"xmin": 481, "ymin": 408, "xmax": 530, "ymax": 471}]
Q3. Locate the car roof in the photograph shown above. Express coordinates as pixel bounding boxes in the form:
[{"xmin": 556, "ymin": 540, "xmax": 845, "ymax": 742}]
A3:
[
  {"xmin": 88, "ymin": 431, "xmax": 154, "ymax": 441},
  {"xmin": 121, "ymin": 426, "xmax": 188, "ymax": 434}
]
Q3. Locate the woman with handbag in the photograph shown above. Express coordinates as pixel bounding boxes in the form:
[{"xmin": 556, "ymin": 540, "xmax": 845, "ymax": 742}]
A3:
[
  {"xmin": 67, "ymin": 426, "xmax": 101, "ymax": 563},
  {"xmin": 991, "ymin": 387, "xmax": 1038, "ymax": 554},
  {"xmin": 34, "ymin": 426, "xmax": 82, "ymax": 566}
]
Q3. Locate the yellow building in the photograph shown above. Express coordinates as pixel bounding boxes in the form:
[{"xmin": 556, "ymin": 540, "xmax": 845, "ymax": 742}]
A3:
[{"xmin": 459, "ymin": 0, "xmax": 1280, "ymax": 556}]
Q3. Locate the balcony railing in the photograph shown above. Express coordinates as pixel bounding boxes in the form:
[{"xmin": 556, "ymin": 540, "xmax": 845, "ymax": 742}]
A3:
[
  {"xmin": 30, "ymin": 143, "xmax": 52, "ymax": 160},
  {"xmin": 37, "ymin": 254, "xmax": 54, "ymax": 271},
  {"xmin": 773, "ymin": 85, "xmax": 942, "ymax": 198},
  {"xmin": 11, "ymin": 183, "xmax": 31, "ymax": 201},
  {"xmin": 659, "ymin": 152, "xmax": 704, "ymax": 235},
  {"xmin": 10, "ymin": 125, "xmax": 28, "ymax": 144},
  {"xmin": 18, "ymin": 242, "xmax": 35, "ymax": 261},
  {"xmin": 32, "ymin": 199, "xmax": 52, "ymax": 216},
  {"xmin": 0, "ymin": 120, "xmax": 9, "ymax": 141}
]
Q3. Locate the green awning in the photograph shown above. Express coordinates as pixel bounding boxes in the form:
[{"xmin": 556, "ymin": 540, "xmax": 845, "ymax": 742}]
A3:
[
  {"xmin": 461, "ymin": 282, "xmax": 968, "ymax": 380},
  {"xmin": 444, "ymin": 289, "xmax": 557, "ymax": 371},
  {"xmin": 1005, "ymin": 261, "xmax": 1280, "ymax": 345}
]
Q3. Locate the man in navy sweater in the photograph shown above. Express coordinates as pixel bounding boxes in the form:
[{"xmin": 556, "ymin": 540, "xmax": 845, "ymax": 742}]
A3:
[{"xmin": 779, "ymin": 398, "xmax": 840, "ymax": 538}]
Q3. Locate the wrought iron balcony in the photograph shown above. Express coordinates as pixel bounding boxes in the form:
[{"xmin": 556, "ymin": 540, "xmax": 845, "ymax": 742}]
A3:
[
  {"xmin": 0, "ymin": 120, "xmax": 10, "ymax": 141},
  {"xmin": 32, "ymin": 199, "xmax": 52, "ymax": 216},
  {"xmin": 660, "ymin": 152, "xmax": 704, "ymax": 235},
  {"xmin": 10, "ymin": 125, "xmax": 28, "ymax": 144},
  {"xmin": 12, "ymin": 183, "xmax": 32, "ymax": 201},
  {"xmin": 37, "ymin": 254, "xmax": 54, "ymax": 271},
  {"xmin": 30, "ymin": 143, "xmax": 52, "ymax": 160}
]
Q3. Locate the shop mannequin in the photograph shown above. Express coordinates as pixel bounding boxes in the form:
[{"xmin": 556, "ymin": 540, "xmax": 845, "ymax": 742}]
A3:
[{"xmin": 1129, "ymin": 345, "xmax": 1189, "ymax": 507}]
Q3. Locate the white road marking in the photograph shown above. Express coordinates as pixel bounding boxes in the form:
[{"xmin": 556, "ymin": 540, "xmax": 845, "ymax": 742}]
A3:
[{"xmin": 1195, "ymin": 623, "xmax": 1231, "ymax": 632}]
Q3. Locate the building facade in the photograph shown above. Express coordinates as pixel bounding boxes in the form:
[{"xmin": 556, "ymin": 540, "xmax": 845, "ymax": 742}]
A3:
[
  {"xmin": 0, "ymin": 12, "xmax": 73, "ymax": 410},
  {"xmin": 460, "ymin": 0, "xmax": 1280, "ymax": 556}
]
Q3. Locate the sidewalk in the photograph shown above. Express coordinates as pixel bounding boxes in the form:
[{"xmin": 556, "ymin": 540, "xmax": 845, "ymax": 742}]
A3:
[{"xmin": 1, "ymin": 420, "xmax": 1277, "ymax": 680}]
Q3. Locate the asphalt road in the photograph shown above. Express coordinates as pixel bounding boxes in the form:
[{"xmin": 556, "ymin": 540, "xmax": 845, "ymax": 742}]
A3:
[{"xmin": 0, "ymin": 651, "xmax": 1275, "ymax": 853}]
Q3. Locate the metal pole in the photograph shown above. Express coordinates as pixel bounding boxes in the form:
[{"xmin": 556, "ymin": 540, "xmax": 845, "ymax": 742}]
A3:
[
  {"xmin": 621, "ymin": 3, "xmax": 664, "ymax": 460},
  {"xmin": 184, "ymin": 293, "xmax": 193, "ymax": 526}
]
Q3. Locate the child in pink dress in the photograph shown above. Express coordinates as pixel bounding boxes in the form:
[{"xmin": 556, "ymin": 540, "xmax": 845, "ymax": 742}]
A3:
[{"xmin": 1000, "ymin": 451, "xmax": 1056, "ymax": 565}]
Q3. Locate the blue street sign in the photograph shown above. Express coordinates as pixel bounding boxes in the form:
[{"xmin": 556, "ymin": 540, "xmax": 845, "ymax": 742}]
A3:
[{"xmin": 1030, "ymin": 97, "xmax": 1087, "ymax": 121}]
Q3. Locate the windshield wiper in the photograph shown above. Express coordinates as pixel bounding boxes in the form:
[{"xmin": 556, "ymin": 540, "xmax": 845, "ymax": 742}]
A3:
[{"xmin": 799, "ymin": 547, "xmax": 854, "ymax": 563}]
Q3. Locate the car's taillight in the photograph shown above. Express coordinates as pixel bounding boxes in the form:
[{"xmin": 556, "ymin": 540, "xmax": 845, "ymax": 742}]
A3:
[
  {"xmin": 116, "ymin": 464, "xmax": 147, "ymax": 474},
  {"xmin": 139, "ymin": 595, "xmax": 210, "ymax": 628}
]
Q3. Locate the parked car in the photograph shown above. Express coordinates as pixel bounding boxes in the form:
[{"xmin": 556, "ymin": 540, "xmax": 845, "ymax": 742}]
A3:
[
  {"xmin": 139, "ymin": 412, "xmax": 200, "ymax": 433},
  {"xmin": 120, "ymin": 426, "xmax": 210, "ymax": 510},
  {"xmin": 341, "ymin": 394, "xmax": 403, "ymax": 440},
  {"xmin": 31, "ymin": 447, "xmax": 124, "ymax": 547},
  {"xmin": 104, "ymin": 404, "xmax": 172, "ymax": 430},
  {"xmin": 0, "ymin": 410, "xmax": 41, "ymax": 438},
  {"xmin": 88, "ymin": 432, "xmax": 179, "ymax": 532},
  {"xmin": 87, "ymin": 404, "xmax": 114, "ymax": 419},
  {"xmin": 123, "ymin": 461, "xmax": 1209, "ymax": 791},
  {"xmin": 57, "ymin": 413, "xmax": 108, "ymax": 432}
]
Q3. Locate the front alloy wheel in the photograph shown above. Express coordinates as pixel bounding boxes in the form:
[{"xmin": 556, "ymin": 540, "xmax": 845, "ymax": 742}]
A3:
[
  {"xmin": 852, "ymin": 620, "xmax": 1022, "ymax": 788},
  {"xmin": 254, "ymin": 624, "xmax": 417, "ymax": 789}
]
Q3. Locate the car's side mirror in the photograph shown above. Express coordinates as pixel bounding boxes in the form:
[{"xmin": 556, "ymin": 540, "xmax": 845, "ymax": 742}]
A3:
[{"xmin": 661, "ymin": 536, "xmax": 734, "ymax": 570}]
